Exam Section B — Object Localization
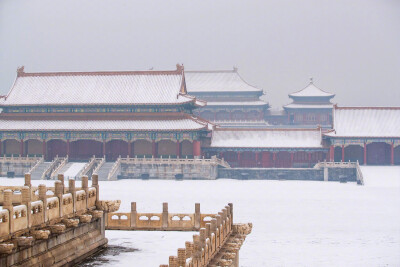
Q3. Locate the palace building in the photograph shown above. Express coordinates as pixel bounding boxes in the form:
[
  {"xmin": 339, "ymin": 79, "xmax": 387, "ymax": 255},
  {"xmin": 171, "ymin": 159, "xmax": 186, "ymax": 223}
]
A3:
[
  {"xmin": 323, "ymin": 106, "xmax": 400, "ymax": 165},
  {"xmin": 0, "ymin": 65, "xmax": 398, "ymax": 168},
  {"xmin": 186, "ymin": 69, "xmax": 269, "ymax": 127},
  {"xmin": 0, "ymin": 65, "xmax": 212, "ymax": 161},
  {"xmin": 283, "ymin": 78, "xmax": 335, "ymax": 127}
]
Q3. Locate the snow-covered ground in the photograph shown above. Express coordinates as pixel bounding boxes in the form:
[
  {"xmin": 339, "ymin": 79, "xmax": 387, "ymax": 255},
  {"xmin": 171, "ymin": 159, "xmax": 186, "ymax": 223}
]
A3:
[
  {"xmin": 63, "ymin": 162, "xmax": 86, "ymax": 179},
  {"xmin": 1, "ymin": 166, "xmax": 399, "ymax": 266}
]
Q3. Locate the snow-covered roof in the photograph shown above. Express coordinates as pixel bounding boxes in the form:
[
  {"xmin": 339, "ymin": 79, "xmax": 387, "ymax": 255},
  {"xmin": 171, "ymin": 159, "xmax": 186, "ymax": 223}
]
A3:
[
  {"xmin": 0, "ymin": 118, "xmax": 209, "ymax": 132},
  {"xmin": 206, "ymin": 100, "xmax": 268, "ymax": 106},
  {"xmin": 284, "ymin": 103, "xmax": 334, "ymax": 109},
  {"xmin": 1, "ymin": 66, "xmax": 201, "ymax": 107},
  {"xmin": 289, "ymin": 79, "xmax": 335, "ymax": 98},
  {"xmin": 325, "ymin": 107, "xmax": 400, "ymax": 138},
  {"xmin": 211, "ymin": 129, "xmax": 323, "ymax": 148},
  {"xmin": 185, "ymin": 70, "xmax": 262, "ymax": 93}
]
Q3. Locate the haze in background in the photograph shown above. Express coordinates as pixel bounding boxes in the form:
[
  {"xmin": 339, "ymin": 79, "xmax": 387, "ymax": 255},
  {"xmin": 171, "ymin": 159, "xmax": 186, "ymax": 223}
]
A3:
[{"xmin": 0, "ymin": 0, "xmax": 399, "ymax": 108}]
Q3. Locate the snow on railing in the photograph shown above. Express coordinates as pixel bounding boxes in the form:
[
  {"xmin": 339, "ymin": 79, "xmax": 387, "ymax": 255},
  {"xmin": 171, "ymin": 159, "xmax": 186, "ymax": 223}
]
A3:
[
  {"xmin": 50, "ymin": 156, "xmax": 69, "ymax": 179},
  {"xmin": 92, "ymin": 156, "xmax": 106, "ymax": 175},
  {"xmin": 0, "ymin": 155, "xmax": 42, "ymax": 163},
  {"xmin": 42, "ymin": 156, "xmax": 60, "ymax": 180},
  {"xmin": 28, "ymin": 156, "xmax": 44, "ymax": 174},
  {"xmin": 120, "ymin": 156, "xmax": 230, "ymax": 168},
  {"xmin": 77, "ymin": 156, "xmax": 97, "ymax": 178},
  {"xmin": 107, "ymin": 156, "xmax": 121, "ymax": 181}
]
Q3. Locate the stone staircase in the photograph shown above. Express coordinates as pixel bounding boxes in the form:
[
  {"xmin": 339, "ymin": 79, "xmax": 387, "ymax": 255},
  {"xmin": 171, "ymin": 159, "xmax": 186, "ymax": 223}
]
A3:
[
  {"xmin": 59, "ymin": 162, "xmax": 74, "ymax": 175},
  {"xmin": 96, "ymin": 162, "xmax": 115, "ymax": 181},
  {"xmin": 31, "ymin": 162, "xmax": 52, "ymax": 180}
]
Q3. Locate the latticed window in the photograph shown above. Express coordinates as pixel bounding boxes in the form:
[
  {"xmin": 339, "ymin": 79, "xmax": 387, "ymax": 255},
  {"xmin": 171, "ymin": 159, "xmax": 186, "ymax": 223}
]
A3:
[{"xmin": 306, "ymin": 113, "xmax": 316, "ymax": 121}]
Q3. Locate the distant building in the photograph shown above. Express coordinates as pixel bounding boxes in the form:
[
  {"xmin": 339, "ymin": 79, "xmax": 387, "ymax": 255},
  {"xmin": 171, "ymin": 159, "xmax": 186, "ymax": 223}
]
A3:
[
  {"xmin": 186, "ymin": 69, "xmax": 269, "ymax": 127},
  {"xmin": 283, "ymin": 78, "xmax": 335, "ymax": 126}
]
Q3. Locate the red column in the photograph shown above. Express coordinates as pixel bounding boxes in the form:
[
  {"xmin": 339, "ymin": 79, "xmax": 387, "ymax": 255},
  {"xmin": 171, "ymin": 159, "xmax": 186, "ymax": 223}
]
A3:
[
  {"xmin": 290, "ymin": 152, "xmax": 294, "ymax": 168},
  {"xmin": 102, "ymin": 140, "xmax": 106, "ymax": 157},
  {"xmin": 255, "ymin": 152, "xmax": 259, "ymax": 167},
  {"xmin": 329, "ymin": 145, "xmax": 334, "ymax": 161},
  {"xmin": 237, "ymin": 152, "xmax": 241, "ymax": 167},
  {"xmin": 20, "ymin": 139, "xmax": 24, "ymax": 156},
  {"xmin": 128, "ymin": 141, "xmax": 132, "ymax": 157},
  {"xmin": 214, "ymin": 112, "xmax": 217, "ymax": 121},
  {"xmin": 219, "ymin": 152, "xmax": 223, "ymax": 159},
  {"xmin": 308, "ymin": 152, "xmax": 312, "ymax": 168},
  {"xmin": 152, "ymin": 140, "xmax": 158, "ymax": 158},
  {"xmin": 42, "ymin": 140, "xmax": 46, "ymax": 159},
  {"xmin": 363, "ymin": 143, "xmax": 367, "ymax": 165},
  {"xmin": 229, "ymin": 111, "xmax": 232, "ymax": 120},
  {"xmin": 341, "ymin": 145, "xmax": 345, "ymax": 162},
  {"xmin": 391, "ymin": 142, "xmax": 394, "ymax": 165},
  {"xmin": 273, "ymin": 152, "xmax": 277, "ymax": 167},
  {"xmin": 193, "ymin": 140, "xmax": 201, "ymax": 158},
  {"xmin": 0, "ymin": 140, "xmax": 2, "ymax": 155},
  {"xmin": 66, "ymin": 140, "xmax": 70, "ymax": 157},
  {"xmin": 176, "ymin": 141, "xmax": 181, "ymax": 158}
]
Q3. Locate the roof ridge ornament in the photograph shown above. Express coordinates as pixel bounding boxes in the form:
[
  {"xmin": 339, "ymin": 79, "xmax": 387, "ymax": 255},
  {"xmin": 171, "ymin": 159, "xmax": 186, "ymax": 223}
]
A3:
[
  {"xmin": 17, "ymin": 66, "xmax": 25, "ymax": 76},
  {"xmin": 233, "ymin": 66, "xmax": 238, "ymax": 72},
  {"xmin": 309, "ymin": 77, "xmax": 313, "ymax": 84}
]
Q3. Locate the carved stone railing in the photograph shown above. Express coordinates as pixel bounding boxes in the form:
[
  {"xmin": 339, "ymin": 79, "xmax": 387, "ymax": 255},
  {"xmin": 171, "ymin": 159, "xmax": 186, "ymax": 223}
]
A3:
[
  {"xmin": 50, "ymin": 156, "xmax": 68, "ymax": 179},
  {"xmin": 355, "ymin": 160, "xmax": 364, "ymax": 185},
  {"xmin": 76, "ymin": 156, "xmax": 96, "ymax": 178},
  {"xmin": 107, "ymin": 156, "xmax": 121, "ymax": 181},
  {"xmin": 42, "ymin": 155, "xmax": 59, "ymax": 180},
  {"xmin": 314, "ymin": 160, "xmax": 364, "ymax": 185},
  {"xmin": 27, "ymin": 157, "xmax": 44, "ymax": 174},
  {"xmin": 106, "ymin": 202, "xmax": 204, "ymax": 231},
  {"xmin": 0, "ymin": 174, "xmax": 102, "ymax": 243},
  {"xmin": 0, "ymin": 155, "xmax": 42, "ymax": 163},
  {"xmin": 92, "ymin": 156, "xmax": 106, "ymax": 175},
  {"xmin": 121, "ymin": 156, "xmax": 230, "ymax": 168},
  {"xmin": 159, "ymin": 204, "xmax": 252, "ymax": 267}
]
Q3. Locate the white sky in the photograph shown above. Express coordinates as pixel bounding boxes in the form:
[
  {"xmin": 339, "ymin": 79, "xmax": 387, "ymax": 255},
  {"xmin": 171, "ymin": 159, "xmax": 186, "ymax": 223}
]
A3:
[{"xmin": 0, "ymin": 0, "xmax": 399, "ymax": 108}]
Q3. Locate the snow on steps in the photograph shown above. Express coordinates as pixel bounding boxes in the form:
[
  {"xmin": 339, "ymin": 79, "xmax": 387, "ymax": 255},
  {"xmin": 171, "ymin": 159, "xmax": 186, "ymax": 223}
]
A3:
[
  {"xmin": 96, "ymin": 162, "xmax": 115, "ymax": 181},
  {"xmin": 30, "ymin": 162, "xmax": 52, "ymax": 180}
]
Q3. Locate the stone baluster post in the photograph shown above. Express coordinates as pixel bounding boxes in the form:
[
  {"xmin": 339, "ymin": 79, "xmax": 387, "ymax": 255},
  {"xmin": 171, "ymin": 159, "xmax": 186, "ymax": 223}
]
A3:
[
  {"xmin": 205, "ymin": 223, "xmax": 211, "ymax": 240},
  {"xmin": 177, "ymin": 248, "xmax": 186, "ymax": 266},
  {"xmin": 55, "ymin": 180, "xmax": 63, "ymax": 218},
  {"xmin": 92, "ymin": 174, "xmax": 99, "ymax": 202},
  {"xmin": 68, "ymin": 179, "xmax": 76, "ymax": 214},
  {"xmin": 58, "ymin": 174, "xmax": 65, "ymax": 194},
  {"xmin": 38, "ymin": 184, "xmax": 48, "ymax": 223},
  {"xmin": 82, "ymin": 175, "xmax": 89, "ymax": 209},
  {"xmin": 185, "ymin": 241, "xmax": 193, "ymax": 259},
  {"xmin": 194, "ymin": 203, "xmax": 200, "ymax": 230},
  {"xmin": 210, "ymin": 219, "xmax": 217, "ymax": 250},
  {"xmin": 216, "ymin": 215, "xmax": 222, "ymax": 246},
  {"xmin": 169, "ymin": 256, "xmax": 178, "ymax": 267},
  {"xmin": 218, "ymin": 212, "xmax": 224, "ymax": 237},
  {"xmin": 24, "ymin": 173, "xmax": 31, "ymax": 188},
  {"xmin": 131, "ymin": 202, "xmax": 137, "ymax": 228},
  {"xmin": 192, "ymin": 234, "xmax": 201, "ymax": 262},
  {"xmin": 228, "ymin": 203, "xmax": 233, "ymax": 225},
  {"xmin": 4, "ymin": 189, "xmax": 14, "ymax": 233},
  {"xmin": 21, "ymin": 186, "xmax": 32, "ymax": 228},
  {"xmin": 199, "ymin": 228, "xmax": 206, "ymax": 254},
  {"xmin": 162, "ymin": 202, "xmax": 168, "ymax": 229}
]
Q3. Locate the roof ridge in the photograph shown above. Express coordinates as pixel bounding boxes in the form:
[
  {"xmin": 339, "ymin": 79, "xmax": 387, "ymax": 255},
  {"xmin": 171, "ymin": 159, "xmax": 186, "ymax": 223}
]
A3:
[
  {"xmin": 16, "ymin": 65, "xmax": 184, "ymax": 77},
  {"xmin": 289, "ymin": 80, "xmax": 335, "ymax": 97},
  {"xmin": 335, "ymin": 106, "xmax": 400, "ymax": 110}
]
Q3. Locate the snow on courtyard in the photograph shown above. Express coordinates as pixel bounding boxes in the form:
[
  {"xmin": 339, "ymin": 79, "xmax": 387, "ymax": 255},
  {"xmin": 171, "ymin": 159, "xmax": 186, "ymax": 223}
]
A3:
[{"xmin": 1, "ymin": 166, "xmax": 399, "ymax": 266}]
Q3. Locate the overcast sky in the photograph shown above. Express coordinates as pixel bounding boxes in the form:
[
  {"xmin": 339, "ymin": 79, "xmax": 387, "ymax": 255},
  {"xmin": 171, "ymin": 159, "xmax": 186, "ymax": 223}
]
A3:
[{"xmin": 0, "ymin": 0, "xmax": 399, "ymax": 108}]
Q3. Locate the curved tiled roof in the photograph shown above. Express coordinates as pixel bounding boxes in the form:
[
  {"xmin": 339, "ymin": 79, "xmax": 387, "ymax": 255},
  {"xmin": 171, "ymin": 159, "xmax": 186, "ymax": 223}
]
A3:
[
  {"xmin": 289, "ymin": 80, "xmax": 335, "ymax": 98},
  {"xmin": 0, "ymin": 117, "xmax": 208, "ymax": 132},
  {"xmin": 185, "ymin": 70, "xmax": 262, "ymax": 93},
  {"xmin": 325, "ymin": 107, "xmax": 400, "ymax": 138},
  {"xmin": 1, "ymin": 66, "xmax": 199, "ymax": 107},
  {"xmin": 211, "ymin": 128, "xmax": 323, "ymax": 148}
]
